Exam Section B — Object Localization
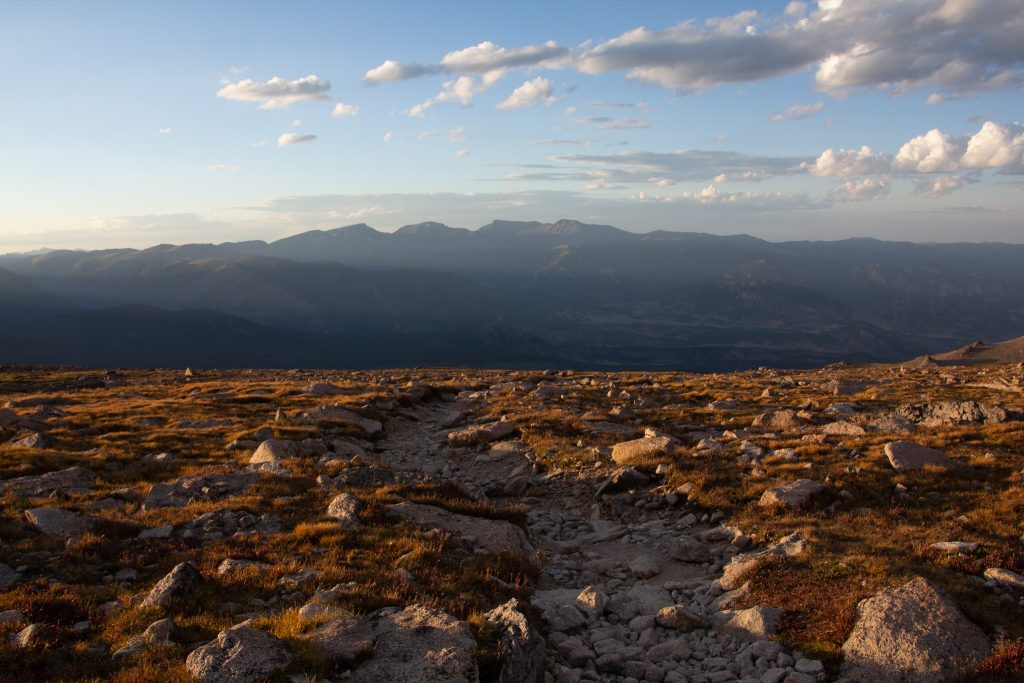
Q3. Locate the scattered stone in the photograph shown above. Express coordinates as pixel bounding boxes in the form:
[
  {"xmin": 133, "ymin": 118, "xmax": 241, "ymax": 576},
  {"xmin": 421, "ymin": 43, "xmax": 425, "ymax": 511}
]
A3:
[
  {"xmin": 249, "ymin": 439, "xmax": 295, "ymax": 464},
  {"xmin": 841, "ymin": 576, "xmax": 989, "ymax": 682},
  {"xmin": 309, "ymin": 604, "xmax": 478, "ymax": 682},
  {"xmin": 0, "ymin": 466, "xmax": 95, "ymax": 498},
  {"xmin": 385, "ymin": 501, "xmax": 536, "ymax": 561},
  {"xmin": 24, "ymin": 507, "xmax": 94, "ymax": 539},
  {"xmin": 719, "ymin": 606, "xmax": 784, "ymax": 639},
  {"xmin": 884, "ymin": 441, "xmax": 959, "ymax": 472},
  {"xmin": 930, "ymin": 541, "xmax": 978, "ymax": 553},
  {"xmin": 142, "ymin": 471, "xmax": 259, "ymax": 510},
  {"xmin": 8, "ymin": 623, "xmax": 46, "ymax": 648},
  {"xmin": 327, "ymin": 492, "xmax": 364, "ymax": 527},
  {"xmin": 10, "ymin": 433, "xmax": 48, "ymax": 449},
  {"xmin": 869, "ymin": 414, "xmax": 916, "ymax": 435},
  {"xmin": 484, "ymin": 599, "xmax": 545, "ymax": 683},
  {"xmin": 758, "ymin": 479, "xmax": 825, "ymax": 509},
  {"xmin": 655, "ymin": 605, "xmax": 705, "ymax": 631},
  {"xmin": 177, "ymin": 508, "xmax": 283, "ymax": 539},
  {"xmin": 628, "ymin": 553, "xmax": 661, "ymax": 579},
  {"xmin": 721, "ymin": 532, "xmax": 808, "ymax": 590},
  {"xmin": 295, "ymin": 404, "xmax": 382, "ymax": 436},
  {"xmin": 448, "ymin": 420, "xmax": 515, "ymax": 447},
  {"xmin": 896, "ymin": 400, "xmax": 1007, "ymax": 426},
  {"xmin": 186, "ymin": 623, "xmax": 291, "ymax": 683},
  {"xmin": 983, "ymin": 567, "xmax": 1024, "ymax": 590},
  {"xmin": 822, "ymin": 420, "xmax": 866, "ymax": 436},
  {"xmin": 752, "ymin": 410, "xmax": 805, "ymax": 431},
  {"xmin": 610, "ymin": 436, "xmax": 675, "ymax": 465},
  {"xmin": 140, "ymin": 562, "xmax": 202, "ymax": 609}
]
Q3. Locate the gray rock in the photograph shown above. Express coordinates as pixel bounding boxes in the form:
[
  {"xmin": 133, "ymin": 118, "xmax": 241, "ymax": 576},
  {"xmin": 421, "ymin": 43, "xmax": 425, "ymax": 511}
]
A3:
[
  {"xmin": 673, "ymin": 538, "xmax": 711, "ymax": 563},
  {"xmin": 721, "ymin": 532, "xmax": 808, "ymax": 590},
  {"xmin": 896, "ymin": 400, "xmax": 1007, "ymax": 426},
  {"xmin": 655, "ymin": 605, "xmax": 705, "ymax": 631},
  {"xmin": 822, "ymin": 420, "xmax": 866, "ymax": 436},
  {"xmin": 930, "ymin": 541, "xmax": 978, "ymax": 553},
  {"xmin": 295, "ymin": 404, "xmax": 382, "ymax": 436},
  {"xmin": 869, "ymin": 414, "xmax": 916, "ymax": 435},
  {"xmin": 309, "ymin": 604, "xmax": 479, "ymax": 682},
  {"xmin": 983, "ymin": 567, "xmax": 1024, "ymax": 590},
  {"xmin": 719, "ymin": 606, "xmax": 784, "ymax": 639},
  {"xmin": 327, "ymin": 492, "xmax": 364, "ymax": 527},
  {"xmin": 186, "ymin": 623, "xmax": 291, "ymax": 683},
  {"xmin": 0, "ymin": 610, "xmax": 24, "ymax": 625},
  {"xmin": 142, "ymin": 471, "xmax": 258, "ymax": 510},
  {"xmin": 140, "ymin": 562, "xmax": 202, "ymax": 609},
  {"xmin": 610, "ymin": 436, "xmax": 675, "ymax": 465},
  {"xmin": 628, "ymin": 553, "xmax": 661, "ymax": 579},
  {"xmin": 0, "ymin": 563, "xmax": 22, "ymax": 589},
  {"xmin": 24, "ymin": 507, "xmax": 94, "ymax": 539},
  {"xmin": 884, "ymin": 441, "xmax": 958, "ymax": 472},
  {"xmin": 448, "ymin": 420, "xmax": 515, "ymax": 447},
  {"xmin": 841, "ymin": 577, "xmax": 989, "ymax": 682},
  {"xmin": 484, "ymin": 599, "xmax": 545, "ymax": 683},
  {"xmin": 751, "ymin": 410, "xmax": 805, "ymax": 431},
  {"xmin": 10, "ymin": 433, "xmax": 48, "ymax": 449},
  {"xmin": 7, "ymin": 623, "xmax": 46, "ymax": 648},
  {"xmin": 758, "ymin": 479, "xmax": 824, "ymax": 509},
  {"xmin": 385, "ymin": 501, "xmax": 536, "ymax": 561},
  {"xmin": 0, "ymin": 466, "xmax": 95, "ymax": 498},
  {"xmin": 249, "ymin": 439, "xmax": 296, "ymax": 464},
  {"xmin": 176, "ymin": 508, "xmax": 283, "ymax": 539}
]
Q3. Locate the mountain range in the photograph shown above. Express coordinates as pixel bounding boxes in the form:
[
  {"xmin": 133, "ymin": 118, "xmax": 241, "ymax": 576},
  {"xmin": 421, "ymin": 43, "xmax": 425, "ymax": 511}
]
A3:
[{"xmin": 2, "ymin": 219, "xmax": 1023, "ymax": 370}]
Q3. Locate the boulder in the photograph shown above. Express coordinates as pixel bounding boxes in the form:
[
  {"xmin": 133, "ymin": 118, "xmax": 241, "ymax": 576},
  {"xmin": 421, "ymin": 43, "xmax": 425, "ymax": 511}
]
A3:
[
  {"xmin": 884, "ymin": 441, "xmax": 958, "ymax": 472},
  {"xmin": 983, "ymin": 567, "xmax": 1024, "ymax": 590},
  {"xmin": 295, "ymin": 404, "xmax": 382, "ymax": 436},
  {"xmin": 869, "ymin": 414, "xmax": 916, "ymax": 435},
  {"xmin": 484, "ymin": 599, "xmax": 545, "ymax": 683},
  {"xmin": 309, "ymin": 604, "xmax": 479, "ymax": 682},
  {"xmin": 758, "ymin": 479, "xmax": 825, "ymax": 509},
  {"xmin": 142, "ymin": 471, "xmax": 258, "ymax": 510},
  {"xmin": 822, "ymin": 420, "xmax": 866, "ymax": 436},
  {"xmin": 447, "ymin": 420, "xmax": 515, "ymax": 447},
  {"xmin": 186, "ymin": 623, "xmax": 291, "ymax": 683},
  {"xmin": 0, "ymin": 466, "xmax": 95, "ymax": 498},
  {"xmin": 751, "ymin": 410, "xmax": 805, "ymax": 431},
  {"xmin": 249, "ymin": 439, "xmax": 295, "ymax": 464},
  {"xmin": 720, "ymin": 532, "xmax": 808, "ymax": 590},
  {"xmin": 140, "ymin": 562, "xmax": 202, "ymax": 609},
  {"xmin": 718, "ymin": 606, "xmax": 784, "ymax": 639},
  {"xmin": 0, "ymin": 563, "xmax": 21, "ymax": 590},
  {"xmin": 610, "ymin": 436, "xmax": 675, "ymax": 466},
  {"xmin": 10, "ymin": 433, "xmax": 48, "ymax": 449},
  {"xmin": 655, "ymin": 605, "xmax": 705, "ymax": 631},
  {"xmin": 896, "ymin": 400, "xmax": 1007, "ymax": 426},
  {"xmin": 327, "ymin": 493, "xmax": 364, "ymax": 527},
  {"xmin": 628, "ymin": 554, "xmax": 661, "ymax": 579},
  {"xmin": 24, "ymin": 507, "xmax": 94, "ymax": 539},
  {"xmin": 841, "ymin": 577, "xmax": 989, "ymax": 682},
  {"xmin": 385, "ymin": 501, "xmax": 536, "ymax": 561}
]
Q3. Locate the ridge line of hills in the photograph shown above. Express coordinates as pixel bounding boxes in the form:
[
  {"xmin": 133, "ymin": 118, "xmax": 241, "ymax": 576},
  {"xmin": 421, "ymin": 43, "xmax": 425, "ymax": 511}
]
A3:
[{"xmin": 2, "ymin": 219, "xmax": 1023, "ymax": 370}]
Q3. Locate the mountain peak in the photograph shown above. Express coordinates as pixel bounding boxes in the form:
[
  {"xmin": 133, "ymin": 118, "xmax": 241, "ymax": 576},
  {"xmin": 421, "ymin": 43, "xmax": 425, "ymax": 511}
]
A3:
[{"xmin": 394, "ymin": 221, "xmax": 465, "ymax": 236}]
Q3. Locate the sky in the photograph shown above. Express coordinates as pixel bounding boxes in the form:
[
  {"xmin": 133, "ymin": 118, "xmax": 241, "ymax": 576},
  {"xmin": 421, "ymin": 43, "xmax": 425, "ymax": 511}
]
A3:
[{"xmin": 1, "ymin": 0, "xmax": 1023, "ymax": 251}]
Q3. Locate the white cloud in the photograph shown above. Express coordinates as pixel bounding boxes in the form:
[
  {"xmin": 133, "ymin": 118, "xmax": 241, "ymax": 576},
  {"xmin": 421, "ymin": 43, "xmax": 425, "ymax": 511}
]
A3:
[
  {"xmin": 158, "ymin": 127, "xmax": 172, "ymax": 135},
  {"xmin": 277, "ymin": 132, "xmax": 317, "ymax": 146},
  {"xmin": 453, "ymin": 149, "xmax": 471, "ymax": 157},
  {"xmin": 217, "ymin": 75, "xmax": 332, "ymax": 109},
  {"xmin": 915, "ymin": 174, "xmax": 968, "ymax": 196},
  {"xmin": 383, "ymin": 131, "xmax": 394, "ymax": 143},
  {"xmin": 810, "ymin": 145, "xmax": 891, "ymax": 176},
  {"xmin": 366, "ymin": 1, "xmax": 1024, "ymax": 100},
  {"xmin": 407, "ymin": 72, "xmax": 504, "ymax": 116},
  {"xmin": 497, "ymin": 77, "xmax": 556, "ymax": 110},
  {"xmin": 208, "ymin": 164, "xmax": 239, "ymax": 172},
  {"xmin": 292, "ymin": 119, "xmax": 302, "ymax": 126},
  {"xmin": 960, "ymin": 121, "xmax": 1024, "ymax": 171},
  {"xmin": 331, "ymin": 102, "xmax": 358, "ymax": 118},
  {"xmin": 893, "ymin": 128, "xmax": 963, "ymax": 172},
  {"xmin": 830, "ymin": 176, "xmax": 891, "ymax": 201},
  {"xmin": 447, "ymin": 125, "xmax": 466, "ymax": 142},
  {"xmin": 771, "ymin": 101, "xmax": 824, "ymax": 121}
]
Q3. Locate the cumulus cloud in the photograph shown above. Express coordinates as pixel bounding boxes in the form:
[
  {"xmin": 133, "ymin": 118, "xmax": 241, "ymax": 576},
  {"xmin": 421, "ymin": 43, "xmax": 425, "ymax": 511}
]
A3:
[
  {"xmin": 960, "ymin": 121, "xmax": 1024, "ymax": 171},
  {"xmin": 331, "ymin": 102, "xmax": 358, "ymax": 117},
  {"xmin": 158, "ymin": 127, "xmax": 172, "ymax": 134},
  {"xmin": 408, "ymin": 72, "xmax": 504, "ymax": 116},
  {"xmin": 365, "ymin": 1, "xmax": 1024, "ymax": 100},
  {"xmin": 453, "ymin": 149, "xmax": 471, "ymax": 158},
  {"xmin": 497, "ymin": 77, "xmax": 555, "ymax": 110},
  {"xmin": 915, "ymin": 175, "xmax": 969, "ymax": 196},
  {"xmin": 893, "ymin": 128, "xmax": 963, "ymax": 172},
  {"xmin": 383, "ymin": 131, "xmax": 394, "ymax": 143},
  {"xmin": 810, "ymin": 146, "xmax": 891, "ymax": 176},
  {"xmin": 277, "ymin": 132, "xmax": 317, "ymax": 146},
  {"xmin": 218, "ymin": 75, "xmax": 332, "ymax": 109},
  {"xmin": 772, "ymin": 101, "xmax": 824, "ymax": 121},
  {"xmin": 830, "ymin": 176, "xmax": 892, "ymax": 201}
]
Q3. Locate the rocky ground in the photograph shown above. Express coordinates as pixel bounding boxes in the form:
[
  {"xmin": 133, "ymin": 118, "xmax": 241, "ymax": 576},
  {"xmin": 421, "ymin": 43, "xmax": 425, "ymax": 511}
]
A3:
[{"xmin": 0, "ymin": 362, "xmax": 1023, "ymax": 682}]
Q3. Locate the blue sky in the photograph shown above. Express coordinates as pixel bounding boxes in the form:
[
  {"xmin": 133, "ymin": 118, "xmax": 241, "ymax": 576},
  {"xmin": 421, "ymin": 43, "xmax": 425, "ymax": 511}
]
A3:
[{"xmin": 1, "ymin": 0, "xmax": 1022, "ymax": 250}]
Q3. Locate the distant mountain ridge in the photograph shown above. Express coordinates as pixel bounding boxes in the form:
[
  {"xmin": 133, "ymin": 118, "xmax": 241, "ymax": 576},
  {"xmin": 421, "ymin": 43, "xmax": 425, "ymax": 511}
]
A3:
[{"xmin": 2, "ymin": 219, "xmax": 1023, "ymax": 370}]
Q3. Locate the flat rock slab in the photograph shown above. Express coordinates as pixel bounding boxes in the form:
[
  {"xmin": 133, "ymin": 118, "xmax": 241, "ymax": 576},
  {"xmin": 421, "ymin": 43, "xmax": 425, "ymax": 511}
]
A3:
[
  {"xmin": 186, "ymin": 624, "xmax": 291, "ymax": 683},
  {"xmin": 0, "ymin": 466, "xmax": 95, "ymax": 498},
  {"xmin": 842, "ymin": 576, "xmax": 989, "ymax": 683},
  {"xmin": 896, "ymin": 400, "xmax": 1007, "ymax": 425},
  {"xmin": 385, "ymin": 501, "xmax": 536, "ymax": 561},
  {"xmin": 884, "ymin": 441, "xmax": 958, "ymax": 472},
  {"xmin": 25, "ymin": 507, "xmax": 94, "ymax": 539},
  {"xmin": 610, "ymin": 436, "xmax": 675, "ymax": 465},
  {"xmin": 758, "ymin": 479, "xmax": 825, "ymax": 509},
  {"xmin": 984, "ymin": 567, "xmax": 1024, "ymax": 590},
  {"xmin": 447, "ymin": 420, "xmax": 515, "ymax": 447},
  {"xmin": 295, "ymin": 404, "xmax": 382, "ymax": 436},
  {"xmin": 484, "ymin": 599, "xmax": 545, "ymax": 683},
  {"xmin": 309, "ymin": 604, "xmax": 479, "ymax": 683},
  {"xmin": 142, "ymin": 471, "xmax": 258, "ymax": 510},
  {"xmin": 721, "ymin": 532, "xmax": 808, "ymax": 590}
]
